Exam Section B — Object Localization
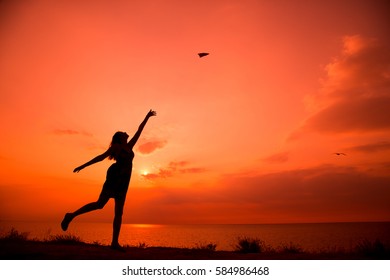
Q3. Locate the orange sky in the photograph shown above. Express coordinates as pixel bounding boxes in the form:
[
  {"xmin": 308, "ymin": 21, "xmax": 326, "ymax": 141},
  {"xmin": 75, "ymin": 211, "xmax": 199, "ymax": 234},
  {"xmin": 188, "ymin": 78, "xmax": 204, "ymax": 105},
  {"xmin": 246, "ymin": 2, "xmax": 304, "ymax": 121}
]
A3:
[{"xmin": 1, "ymin": 0, "xmax": 389, "ymax": 224}]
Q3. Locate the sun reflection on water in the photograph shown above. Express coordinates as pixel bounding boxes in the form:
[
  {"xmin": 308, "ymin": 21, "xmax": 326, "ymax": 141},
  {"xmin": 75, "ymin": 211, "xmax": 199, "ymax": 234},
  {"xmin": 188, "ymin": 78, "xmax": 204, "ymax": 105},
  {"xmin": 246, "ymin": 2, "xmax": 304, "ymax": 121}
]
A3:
[{"xmin": 125, "ymin": 224, "xmax": 164, "ymax": 229}]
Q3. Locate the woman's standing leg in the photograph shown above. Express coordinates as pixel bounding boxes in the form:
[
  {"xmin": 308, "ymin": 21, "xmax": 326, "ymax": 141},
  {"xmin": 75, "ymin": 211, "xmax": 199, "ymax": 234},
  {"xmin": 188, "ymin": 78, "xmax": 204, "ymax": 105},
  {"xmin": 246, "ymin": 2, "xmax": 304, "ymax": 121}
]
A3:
[{"xmin": 111, "ymin": 197, "xmax": 126, "ymax": 249}]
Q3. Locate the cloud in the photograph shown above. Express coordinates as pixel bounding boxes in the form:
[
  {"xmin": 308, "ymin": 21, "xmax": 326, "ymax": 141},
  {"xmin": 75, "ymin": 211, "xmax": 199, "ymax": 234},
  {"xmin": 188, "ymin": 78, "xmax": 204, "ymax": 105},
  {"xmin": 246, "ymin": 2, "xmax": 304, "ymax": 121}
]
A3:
[
  {"xmin": 130, "ymin": 164, "xmax": 390, "ymax": 223},
  {"xmin": 346, "ymin": 141, "xmax": 390, "ymax": 153},
  {"xmin": 262, "ymin": 152, "xmax": 289, "ymax": 164},
  {"xmin": 216, "ymin": 165, "xmax": 390, "ymax": 220},
  {"xmin": 50, "ymin": 128, "xmax": 106, "ymax": 151},
  {"xmin": 142, "ymin": 161, "xmax": 206, "ymax": 180},
  {"xmin": 51, "ymin": 129, "xmax": 93, "ymax": 137},
  {"xmin": 136, "ymin": 139, "xmax": 167, "ymax": 155},
  {"xmin": 302, "ymin": 95, "xmax": 390, "ymax": 134},
  {"xmin": 291, "ymin": 35, "xmax": 390, "ymax": 138}
]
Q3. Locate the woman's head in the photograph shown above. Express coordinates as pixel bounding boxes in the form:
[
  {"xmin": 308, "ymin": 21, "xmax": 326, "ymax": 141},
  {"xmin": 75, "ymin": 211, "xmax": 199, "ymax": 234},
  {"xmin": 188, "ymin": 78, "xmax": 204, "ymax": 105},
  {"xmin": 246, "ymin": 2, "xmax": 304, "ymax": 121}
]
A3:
[
  {"xmin": 109, "ymin": 131, "xmax": 129, "ymax": 159},
  {"xmin": 112, "ymin": 131, "xmax": 129, "ymax": 145}
]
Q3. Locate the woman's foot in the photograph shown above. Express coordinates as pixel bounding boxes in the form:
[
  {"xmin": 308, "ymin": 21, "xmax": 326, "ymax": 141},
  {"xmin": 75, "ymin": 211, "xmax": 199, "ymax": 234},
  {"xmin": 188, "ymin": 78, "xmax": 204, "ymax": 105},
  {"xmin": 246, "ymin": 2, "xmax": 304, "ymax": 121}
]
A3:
[
  {"xmin": 61, "ymin": 213, "xmax": 72, "ymax": 231},
  {"xmin": 110, "ymin": 243, "xmax": 126, "ymax": 252}
]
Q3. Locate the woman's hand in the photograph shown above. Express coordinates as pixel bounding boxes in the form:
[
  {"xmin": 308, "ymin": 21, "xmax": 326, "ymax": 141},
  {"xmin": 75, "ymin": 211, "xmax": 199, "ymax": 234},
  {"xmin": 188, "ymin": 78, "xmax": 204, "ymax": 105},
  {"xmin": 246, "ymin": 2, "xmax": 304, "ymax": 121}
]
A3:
[
  {"xmin": 73, "ymin": 166, "xmax": 84, "ymax": 173},
  {"xmin": 147, "ymin": 109, "xmax": 157, "ymax": 118}
]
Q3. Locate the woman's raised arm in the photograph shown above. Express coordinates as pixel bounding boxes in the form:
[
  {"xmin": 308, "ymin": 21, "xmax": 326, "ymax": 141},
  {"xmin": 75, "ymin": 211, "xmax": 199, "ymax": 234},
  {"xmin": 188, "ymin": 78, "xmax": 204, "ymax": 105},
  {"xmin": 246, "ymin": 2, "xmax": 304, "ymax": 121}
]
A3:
[{"xmin": 127, "ymin": 109, "xmax": 156, "ymax": 148}]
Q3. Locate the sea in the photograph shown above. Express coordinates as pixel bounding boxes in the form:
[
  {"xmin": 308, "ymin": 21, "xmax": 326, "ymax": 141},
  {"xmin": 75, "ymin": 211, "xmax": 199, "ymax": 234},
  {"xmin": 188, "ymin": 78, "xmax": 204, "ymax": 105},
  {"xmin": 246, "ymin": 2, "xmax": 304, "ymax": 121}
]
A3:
[{"xmin": 1, "ymin": 221, "xmax": 389, "ymax": 252}]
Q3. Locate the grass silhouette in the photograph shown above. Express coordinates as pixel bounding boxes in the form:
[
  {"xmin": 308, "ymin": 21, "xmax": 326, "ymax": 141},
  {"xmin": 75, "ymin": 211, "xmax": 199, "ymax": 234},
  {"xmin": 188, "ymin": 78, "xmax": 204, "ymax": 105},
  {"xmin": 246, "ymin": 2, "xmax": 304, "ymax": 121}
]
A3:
[{"xmin": 1, "ymin": 229, "xmax": 389, "ymax": 259}]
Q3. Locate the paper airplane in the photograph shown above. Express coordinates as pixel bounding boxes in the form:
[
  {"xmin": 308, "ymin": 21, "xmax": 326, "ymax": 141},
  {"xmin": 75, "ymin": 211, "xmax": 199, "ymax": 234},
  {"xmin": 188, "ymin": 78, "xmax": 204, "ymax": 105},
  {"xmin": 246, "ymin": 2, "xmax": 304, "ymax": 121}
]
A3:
[{"xmin": 198, "ymin": 52, "xmax": 209, "ymax": 58}]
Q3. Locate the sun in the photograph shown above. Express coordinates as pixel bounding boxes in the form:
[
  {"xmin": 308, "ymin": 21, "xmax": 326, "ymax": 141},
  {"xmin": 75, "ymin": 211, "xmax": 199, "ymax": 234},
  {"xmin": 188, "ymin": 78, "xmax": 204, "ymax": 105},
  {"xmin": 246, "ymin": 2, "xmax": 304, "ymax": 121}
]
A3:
[{"xmin": 141, "ymin": 170, "xmax": 149, "ymax": 176}]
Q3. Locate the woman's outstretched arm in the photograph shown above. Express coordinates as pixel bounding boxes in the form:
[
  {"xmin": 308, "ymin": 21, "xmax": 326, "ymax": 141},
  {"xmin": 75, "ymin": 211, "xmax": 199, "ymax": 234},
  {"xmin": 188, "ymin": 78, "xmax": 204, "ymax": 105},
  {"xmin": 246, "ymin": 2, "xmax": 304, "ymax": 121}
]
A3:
[
  {"xmin": 128, "ymin": 109, "xmax": 156, "ymax": 148},
  {"xmin": 73, "ymin": 149, "xmax": 111, "ymax": 173}
]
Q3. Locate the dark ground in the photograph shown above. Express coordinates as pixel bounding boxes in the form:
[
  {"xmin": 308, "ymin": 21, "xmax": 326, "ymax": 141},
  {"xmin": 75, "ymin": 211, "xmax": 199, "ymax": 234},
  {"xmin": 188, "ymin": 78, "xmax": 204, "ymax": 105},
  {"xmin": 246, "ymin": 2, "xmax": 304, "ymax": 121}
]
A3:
[{"xmin": 1, "ymin": 239, "xmax": 386, "ymax": 260}]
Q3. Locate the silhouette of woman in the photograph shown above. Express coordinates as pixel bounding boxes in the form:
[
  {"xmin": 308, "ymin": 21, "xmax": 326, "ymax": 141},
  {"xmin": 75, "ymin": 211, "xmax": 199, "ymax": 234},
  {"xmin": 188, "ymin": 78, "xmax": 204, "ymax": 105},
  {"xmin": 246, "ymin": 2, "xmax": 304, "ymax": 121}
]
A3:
[{"xmin": 61, "ymin": 109, "xmax": 156, "ymax": 250}]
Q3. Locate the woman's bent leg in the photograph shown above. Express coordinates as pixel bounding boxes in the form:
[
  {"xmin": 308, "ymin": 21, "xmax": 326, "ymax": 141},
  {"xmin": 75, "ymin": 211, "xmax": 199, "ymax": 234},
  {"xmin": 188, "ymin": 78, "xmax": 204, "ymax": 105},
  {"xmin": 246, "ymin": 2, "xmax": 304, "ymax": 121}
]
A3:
[{"xmin": 61, "ymin": 194, "xmax": 109, "ymax": 231}]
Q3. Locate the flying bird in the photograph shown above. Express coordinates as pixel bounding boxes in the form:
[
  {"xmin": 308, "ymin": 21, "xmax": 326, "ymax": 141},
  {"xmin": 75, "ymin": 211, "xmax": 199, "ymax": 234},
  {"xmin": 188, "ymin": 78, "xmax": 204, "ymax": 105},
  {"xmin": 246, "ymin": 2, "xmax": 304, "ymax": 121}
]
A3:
[
  {"xmin": 198, "ymin": 52, "xmax": 209, "ymax": 58},
  {"xmin": 334, "ymin": 153, "xmax": 347, "ymax": 156}
]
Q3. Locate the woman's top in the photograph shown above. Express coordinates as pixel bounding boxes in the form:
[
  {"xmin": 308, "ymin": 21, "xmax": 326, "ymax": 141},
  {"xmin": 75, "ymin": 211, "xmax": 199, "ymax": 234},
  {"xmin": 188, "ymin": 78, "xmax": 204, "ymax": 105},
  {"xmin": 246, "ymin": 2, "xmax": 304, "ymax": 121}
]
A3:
[{"xmin": 114, "ymin": 145, "xmax": 134, "ymax": 174}]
